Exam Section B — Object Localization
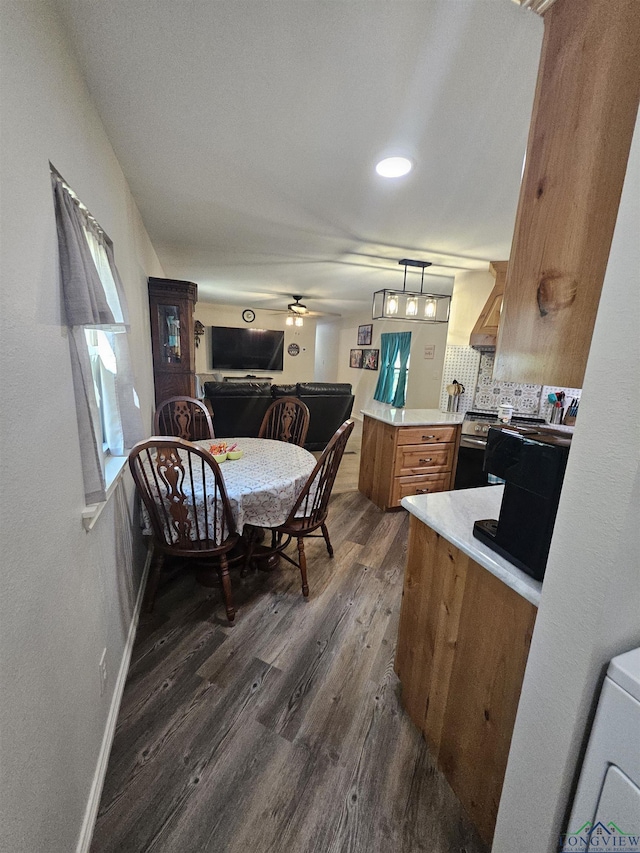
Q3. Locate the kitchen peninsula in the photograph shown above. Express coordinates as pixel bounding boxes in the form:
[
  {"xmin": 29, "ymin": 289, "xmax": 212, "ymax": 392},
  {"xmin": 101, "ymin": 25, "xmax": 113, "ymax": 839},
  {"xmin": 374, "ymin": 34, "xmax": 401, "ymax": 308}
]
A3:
[
  {"xmin": 358, "ymin": 402, "xmax": 463, "ymax": 510},
  {"xmin": 395, "ymin": 485, "xmax": 540, "ymax": 844}
]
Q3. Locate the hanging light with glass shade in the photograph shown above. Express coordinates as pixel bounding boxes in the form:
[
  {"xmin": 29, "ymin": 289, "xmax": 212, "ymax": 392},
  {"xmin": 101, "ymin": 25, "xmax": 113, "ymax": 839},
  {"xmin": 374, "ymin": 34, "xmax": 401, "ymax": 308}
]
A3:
[{"xmin": 372, "ymin": 259, "xmax": 451, "ymax": 323}]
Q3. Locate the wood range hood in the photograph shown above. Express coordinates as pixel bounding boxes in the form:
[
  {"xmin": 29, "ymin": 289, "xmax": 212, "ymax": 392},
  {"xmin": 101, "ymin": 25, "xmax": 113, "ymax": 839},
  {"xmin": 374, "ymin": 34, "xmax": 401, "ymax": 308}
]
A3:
[{"xmin": 469, "ymin": 261, "xmax": 507, "ymax": 350}]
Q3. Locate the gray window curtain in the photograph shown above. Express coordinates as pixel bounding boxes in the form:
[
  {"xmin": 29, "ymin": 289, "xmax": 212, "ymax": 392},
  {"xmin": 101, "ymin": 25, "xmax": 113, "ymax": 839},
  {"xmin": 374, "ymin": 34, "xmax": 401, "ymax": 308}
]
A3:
[
  {"xmin": 52, "ymin": 177, "xmax": 115, "ymax": 327},
  {"xmin": 52, "ymin": 172, "xmax": 143, "ymax": 504}
]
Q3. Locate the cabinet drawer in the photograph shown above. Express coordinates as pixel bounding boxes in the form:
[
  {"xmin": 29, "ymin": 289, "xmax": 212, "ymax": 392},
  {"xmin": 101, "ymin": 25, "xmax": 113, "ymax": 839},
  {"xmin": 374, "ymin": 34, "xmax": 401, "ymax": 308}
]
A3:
[
  {"xmin": 392, "ymin": 473, "xmax": 450, "ymax": 506},
  {"xmin": 395, "ymin": 443, "xmax": 454, "ymax": 476},
  {"xmin": 396, "ymin": 425, "xmax": 458, "ymax": 446}
]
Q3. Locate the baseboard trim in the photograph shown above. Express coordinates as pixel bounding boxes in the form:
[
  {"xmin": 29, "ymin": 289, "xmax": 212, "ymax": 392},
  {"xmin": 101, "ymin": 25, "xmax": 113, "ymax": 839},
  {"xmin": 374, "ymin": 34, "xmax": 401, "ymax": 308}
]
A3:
[{"xmin": 75, "ymin": 547, "xmax": 152, "ymax": 853}]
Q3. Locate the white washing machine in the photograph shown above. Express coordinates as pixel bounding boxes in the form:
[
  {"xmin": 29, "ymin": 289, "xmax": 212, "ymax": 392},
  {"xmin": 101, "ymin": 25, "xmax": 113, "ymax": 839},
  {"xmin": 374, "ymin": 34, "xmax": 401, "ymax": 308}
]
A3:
[{"xmin": 562, "ymin": 647, "xmax": 640, "ymax": 852}]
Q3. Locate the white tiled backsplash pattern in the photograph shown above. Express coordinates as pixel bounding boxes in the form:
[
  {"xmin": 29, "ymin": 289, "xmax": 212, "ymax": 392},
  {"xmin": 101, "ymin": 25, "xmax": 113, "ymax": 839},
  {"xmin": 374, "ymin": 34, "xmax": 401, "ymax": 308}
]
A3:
[
  {"xmin": 440, "ymin": 349, "xmax": 581, "ymax": 422},
  {"xmin": 439, "ymin": 346, "xmax": 481, "ymax": 415},
  {"xmin": 475, "ymin": 353, "xmax": 542, "ymax": 413}
]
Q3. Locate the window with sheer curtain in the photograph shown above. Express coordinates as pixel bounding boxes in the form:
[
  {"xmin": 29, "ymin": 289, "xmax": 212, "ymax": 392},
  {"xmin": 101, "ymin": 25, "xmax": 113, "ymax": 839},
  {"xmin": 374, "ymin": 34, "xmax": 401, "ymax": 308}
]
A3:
[{"xmin": 51, "ymin": 168, "xmax": 143, "ymax": 504}]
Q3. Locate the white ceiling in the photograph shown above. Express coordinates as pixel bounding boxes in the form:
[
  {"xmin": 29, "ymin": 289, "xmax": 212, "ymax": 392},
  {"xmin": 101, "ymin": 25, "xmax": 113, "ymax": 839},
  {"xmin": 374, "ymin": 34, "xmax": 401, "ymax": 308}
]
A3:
[{"xmin": 54, "ymin": 0, "xmax": 543, "ymax": 317}]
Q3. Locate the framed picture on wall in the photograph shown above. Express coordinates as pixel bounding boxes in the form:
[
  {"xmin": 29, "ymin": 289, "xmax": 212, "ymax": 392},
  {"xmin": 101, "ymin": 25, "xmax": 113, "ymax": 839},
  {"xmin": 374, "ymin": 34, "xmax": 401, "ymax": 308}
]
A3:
[
  {"xmin": 363, "ymin": 348, "xmax": 379, "ymax": 370},
  {"xmin": 350, "ymin": 348, "xmax": 363, "ymax": 368},
  {"xmin": 357, "ymin": 324, "xmax": 373, "ymax": 346}
]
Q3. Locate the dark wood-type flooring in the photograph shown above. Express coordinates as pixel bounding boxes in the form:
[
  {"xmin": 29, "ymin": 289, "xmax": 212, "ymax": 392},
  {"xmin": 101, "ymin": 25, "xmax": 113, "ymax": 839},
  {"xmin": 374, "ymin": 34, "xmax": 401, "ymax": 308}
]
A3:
[{"xmin": 91, "ymin": 462, "xmax": 487, "ymax": 853}]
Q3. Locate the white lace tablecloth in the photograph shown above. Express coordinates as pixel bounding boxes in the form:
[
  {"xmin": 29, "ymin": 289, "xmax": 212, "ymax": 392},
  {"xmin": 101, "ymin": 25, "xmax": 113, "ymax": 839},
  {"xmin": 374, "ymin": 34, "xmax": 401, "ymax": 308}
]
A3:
[
  {"xmin": 196, "ymin": 438, "xmax": 316, "ymax": 530},
  {"xmin": 141, "ymin": 438, "xmax": 316, "ymax": 537}
]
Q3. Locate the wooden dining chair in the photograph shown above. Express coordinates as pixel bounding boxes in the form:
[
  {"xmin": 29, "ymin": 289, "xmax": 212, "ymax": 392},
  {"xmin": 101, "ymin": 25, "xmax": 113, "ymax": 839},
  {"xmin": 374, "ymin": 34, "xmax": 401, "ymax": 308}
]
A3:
[
  {"xmin": 258, "ymin": 396, "xmax": 310, "ymax": 447},
  {"xmin": 128, "ymin": 437, "xmax": 239, "ymax": 623},
  {"xmin": 154, "ymin": 396, "xmax": 215, "ymax": 441},
  {"xmin": 256, "ymin": 420, "xmax": 354, "ymax": 596}
]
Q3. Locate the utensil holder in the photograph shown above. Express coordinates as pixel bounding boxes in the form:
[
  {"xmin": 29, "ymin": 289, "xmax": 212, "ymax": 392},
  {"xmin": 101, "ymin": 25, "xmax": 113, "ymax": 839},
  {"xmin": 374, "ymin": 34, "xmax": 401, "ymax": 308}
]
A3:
[{"xmin": 447, "ymin": 394, "xmax": 460, "ymax": 413}]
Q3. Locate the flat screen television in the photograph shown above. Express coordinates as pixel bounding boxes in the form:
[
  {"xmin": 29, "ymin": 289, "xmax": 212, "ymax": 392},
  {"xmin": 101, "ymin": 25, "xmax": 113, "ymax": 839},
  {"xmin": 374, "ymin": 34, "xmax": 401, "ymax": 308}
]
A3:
[{"xmin": 210, "ymin": 326, "xmax": 284, "ymax": 372}]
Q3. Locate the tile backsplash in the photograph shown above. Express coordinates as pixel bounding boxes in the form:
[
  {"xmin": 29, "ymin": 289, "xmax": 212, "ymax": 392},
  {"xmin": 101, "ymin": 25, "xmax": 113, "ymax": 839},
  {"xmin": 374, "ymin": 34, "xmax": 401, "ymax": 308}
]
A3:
[
  {"xmin": 474, "ymin": 353, "xmax": 541, "ymax": 414},
  {"xmin": 440, "ymin": 348, "xmax": 581, "ymax": 421}
]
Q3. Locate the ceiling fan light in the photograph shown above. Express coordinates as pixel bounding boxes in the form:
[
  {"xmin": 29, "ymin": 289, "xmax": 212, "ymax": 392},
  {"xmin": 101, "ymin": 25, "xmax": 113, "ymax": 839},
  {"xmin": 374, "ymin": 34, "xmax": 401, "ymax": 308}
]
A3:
[
  {"xmin": 375, "ymin": 156, "xmax": 413, "ymax": 178},
  {"xmin": 294, "ymin": 316, "xmax": 304, "ymax": 327},
  {"xmin": 286, "ymin": 315, "xmax": 294, "ymax": 326}
]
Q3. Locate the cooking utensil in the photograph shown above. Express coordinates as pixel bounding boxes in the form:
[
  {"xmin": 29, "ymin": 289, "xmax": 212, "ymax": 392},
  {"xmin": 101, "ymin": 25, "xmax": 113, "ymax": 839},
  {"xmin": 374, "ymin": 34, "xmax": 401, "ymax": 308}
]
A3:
[{"xmin": 550, "ymin": 404, "xmax": 563, "ymax": 424}]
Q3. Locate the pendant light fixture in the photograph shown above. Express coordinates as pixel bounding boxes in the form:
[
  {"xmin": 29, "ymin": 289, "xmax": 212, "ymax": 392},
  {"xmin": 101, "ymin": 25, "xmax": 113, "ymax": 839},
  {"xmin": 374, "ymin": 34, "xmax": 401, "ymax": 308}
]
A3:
[{"xmin": 372, "ymin": 259, "xmax": 451, "ymax": 323}]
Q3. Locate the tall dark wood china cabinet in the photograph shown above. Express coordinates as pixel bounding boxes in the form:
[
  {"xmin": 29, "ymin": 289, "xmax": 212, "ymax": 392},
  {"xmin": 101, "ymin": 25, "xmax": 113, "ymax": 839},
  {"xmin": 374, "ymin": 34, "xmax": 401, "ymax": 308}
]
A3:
[{"xmin": 148, "ymin": 277, "xmax": 197, "ymax": 407}]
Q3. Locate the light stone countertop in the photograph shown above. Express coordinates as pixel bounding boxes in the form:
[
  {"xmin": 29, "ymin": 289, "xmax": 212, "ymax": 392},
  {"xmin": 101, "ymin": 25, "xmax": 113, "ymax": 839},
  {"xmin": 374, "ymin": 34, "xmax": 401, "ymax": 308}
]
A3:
[
  {"xmin": 360, "ymin": 401, "xmax": 465, "ymax": 427},
  {"xmin": 536, "ymin": 422, "xmax": 575, "ymax": 436},
  {"xmin": 401, "ymin": 486, "xmax": 542, "ymax": 606}
]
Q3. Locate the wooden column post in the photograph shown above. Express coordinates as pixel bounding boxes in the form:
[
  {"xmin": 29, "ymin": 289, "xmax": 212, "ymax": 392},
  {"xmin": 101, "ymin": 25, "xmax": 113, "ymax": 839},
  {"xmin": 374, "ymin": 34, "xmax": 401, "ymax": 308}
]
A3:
[{"xmin": 494, "ymin": 0, "xmax": 640, "ymax": 388}]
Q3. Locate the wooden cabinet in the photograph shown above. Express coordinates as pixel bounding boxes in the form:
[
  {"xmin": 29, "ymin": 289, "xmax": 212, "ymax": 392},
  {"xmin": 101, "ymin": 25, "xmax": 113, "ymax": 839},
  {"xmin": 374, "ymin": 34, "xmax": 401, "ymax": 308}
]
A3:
[
  {"xmin": 358, "ymin": 417, "xmax": 460, "ymax": 511},
  {"xmin": 469, "ymin": 261, "xmax": 507, "ymax": 349},
  {"xmin": 395, "ymin": 516, "xmax": 537, "ymax": 844},
  {"xmin": 493, "ymin": 0, "xmax": 640, "ymax": 388},
  {"xmin": 148, "ymin": 277, "xmax": 198, "ymax": 407}
]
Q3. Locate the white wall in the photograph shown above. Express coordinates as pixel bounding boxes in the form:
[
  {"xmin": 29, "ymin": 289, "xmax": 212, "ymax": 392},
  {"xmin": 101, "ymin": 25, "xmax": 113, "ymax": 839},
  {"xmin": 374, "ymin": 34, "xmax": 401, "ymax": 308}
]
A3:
[
  {"xmin": 446, "ymin": 268, "xmax": 495, "ymax": 345},
  {"xmin": 333, "ymin": 312, "xmax": 449, "ymax": 417},
  {"xmin": 194, "ymin": 302, "xmax": 316, "ymax": 384},
  {"xmin": 315, "ymin": 320, "xmax": 341, "ymax": 382},
  {"xmin": 0, "ymin": 2, "xmax": 162, "ymax": 851},
  {"xmin": 493, "ymin": 114, "xmax": 640, "ymax": 852}
]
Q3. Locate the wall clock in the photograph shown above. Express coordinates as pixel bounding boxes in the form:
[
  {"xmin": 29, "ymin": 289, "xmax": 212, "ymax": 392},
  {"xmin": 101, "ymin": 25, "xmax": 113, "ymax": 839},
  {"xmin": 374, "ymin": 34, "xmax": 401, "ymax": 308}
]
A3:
[
  {"xmin": 242, "ymin": 309, "xmax": 255, "ymax": 323},
  {"xmin": 287, "ymin": 343, "xmax": 300, "ymax": 356}
]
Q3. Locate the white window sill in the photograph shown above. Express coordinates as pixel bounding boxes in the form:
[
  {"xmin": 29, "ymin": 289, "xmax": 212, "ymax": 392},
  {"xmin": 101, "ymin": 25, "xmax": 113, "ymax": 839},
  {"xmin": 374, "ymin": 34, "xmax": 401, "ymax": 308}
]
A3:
[{"xmin": 82, "ymin": 455, "xmax": 128, "ymax": 531}]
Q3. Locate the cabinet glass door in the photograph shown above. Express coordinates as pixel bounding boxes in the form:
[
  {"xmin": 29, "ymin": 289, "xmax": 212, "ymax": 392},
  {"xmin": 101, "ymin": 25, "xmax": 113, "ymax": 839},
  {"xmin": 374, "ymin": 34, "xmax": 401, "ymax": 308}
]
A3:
[{"xmin": 157, "ymin": 303, "xmax": 182, "ymax": 364}]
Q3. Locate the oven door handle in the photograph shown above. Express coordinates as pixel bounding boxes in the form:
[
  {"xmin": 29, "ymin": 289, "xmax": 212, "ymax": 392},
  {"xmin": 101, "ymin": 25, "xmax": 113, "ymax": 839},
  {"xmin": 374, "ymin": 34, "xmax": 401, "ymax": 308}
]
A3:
[{"xmin": 460, "ymin": 437, "xmax": 488, "ymax": 448}]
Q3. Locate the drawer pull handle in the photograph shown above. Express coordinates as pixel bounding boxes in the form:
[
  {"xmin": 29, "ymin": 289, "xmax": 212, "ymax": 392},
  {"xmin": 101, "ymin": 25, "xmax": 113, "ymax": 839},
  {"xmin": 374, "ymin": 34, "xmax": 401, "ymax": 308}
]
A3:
[
  {"xmin": 419, "ymin": 458, "xmax": 433, "ymax": 464},
  {"xmin": 416, "ymin": 488, "xmax": 430, "ymax": 494},
  {"xmin": 422, "ymin": 434, "xmax": 435, "ymax": 440}
]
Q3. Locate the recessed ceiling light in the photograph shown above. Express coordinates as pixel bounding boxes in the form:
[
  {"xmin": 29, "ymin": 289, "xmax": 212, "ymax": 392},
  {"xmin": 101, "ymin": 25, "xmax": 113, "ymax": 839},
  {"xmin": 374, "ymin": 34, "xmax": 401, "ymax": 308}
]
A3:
[{"xmin": 375, "ymin": 156, "xmax": 413, "ymax": 178}]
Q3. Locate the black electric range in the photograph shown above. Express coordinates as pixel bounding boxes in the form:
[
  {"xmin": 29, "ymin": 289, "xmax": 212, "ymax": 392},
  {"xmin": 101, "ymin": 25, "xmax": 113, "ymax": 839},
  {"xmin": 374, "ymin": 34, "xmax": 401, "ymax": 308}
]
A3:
[{"xmin": 455, "ymin": 410, "xmax": 548, "ymax": 490}]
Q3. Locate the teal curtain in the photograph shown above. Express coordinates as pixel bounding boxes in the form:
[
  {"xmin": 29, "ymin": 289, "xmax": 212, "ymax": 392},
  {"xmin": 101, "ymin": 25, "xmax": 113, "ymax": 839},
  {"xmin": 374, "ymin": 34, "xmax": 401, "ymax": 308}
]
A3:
[
  {"xmin": 373, "ymin": 331, "xmax": 411, "ymax": 406},
  {"xmin": 392, "ymin": 331, "xmax": 412, "ymax": 407}
]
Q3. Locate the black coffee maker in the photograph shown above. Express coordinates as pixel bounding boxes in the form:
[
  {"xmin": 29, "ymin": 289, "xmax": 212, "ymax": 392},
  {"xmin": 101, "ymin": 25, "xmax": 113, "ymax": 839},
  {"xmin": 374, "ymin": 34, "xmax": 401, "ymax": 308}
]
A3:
[{"xmin": 473, "ymin": 427, "xmax": 571, "ymax": 581}]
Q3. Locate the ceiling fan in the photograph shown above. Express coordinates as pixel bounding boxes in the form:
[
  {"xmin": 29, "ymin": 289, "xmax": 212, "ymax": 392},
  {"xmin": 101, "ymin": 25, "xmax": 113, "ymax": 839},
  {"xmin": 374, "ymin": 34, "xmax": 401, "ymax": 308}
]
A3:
[
  {"xmin": 288, "ymin": 295, "xmax": 309, "ymax": 315},
  {"xmin": 265, "ymin": 294, "xmax": 341, "ymax": 320}
]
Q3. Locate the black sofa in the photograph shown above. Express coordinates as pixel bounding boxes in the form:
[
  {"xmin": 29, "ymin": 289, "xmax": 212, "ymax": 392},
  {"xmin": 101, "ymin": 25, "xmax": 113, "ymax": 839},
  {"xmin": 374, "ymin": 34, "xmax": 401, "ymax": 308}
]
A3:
[{"xmin": 203, "ymin": 381, "xmax": 355, "ymax": 451}]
